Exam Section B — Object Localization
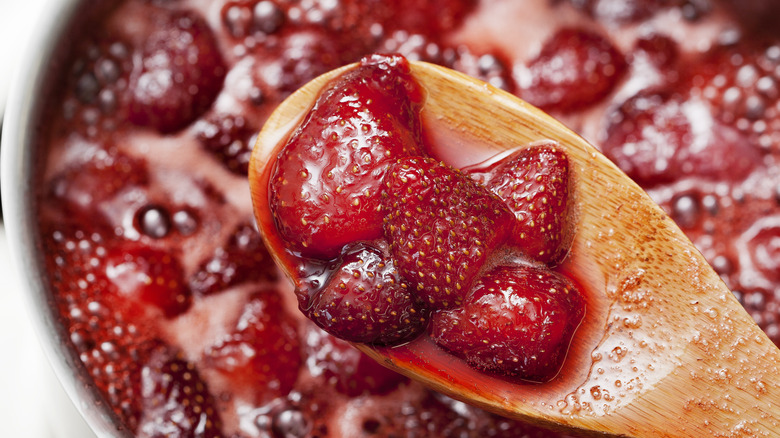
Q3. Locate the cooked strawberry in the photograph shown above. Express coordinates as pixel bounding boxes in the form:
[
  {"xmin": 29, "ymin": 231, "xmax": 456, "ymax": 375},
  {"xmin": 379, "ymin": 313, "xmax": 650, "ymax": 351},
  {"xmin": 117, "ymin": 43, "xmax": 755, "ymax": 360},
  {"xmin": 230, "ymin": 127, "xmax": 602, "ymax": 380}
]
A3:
[
  {"xmin": 382, "ymin": 157, "xmax": 515, "ymax": 309},
  {"xmin": 304, "ymin": 242, "xmax": 427, "ymax": 344},
  {"xmin": 468, "ymin": 143, "xmax": 572, "ymax": 265},
  {"xmin": 382, "ymin": 0, "xmax": 477, "ymax": 36},
  {"xmin": 138, "ymin": 344, "xmax": 223, "ymax": 437},
  {"xmin": 104, "ymin": 243, "xmax": 191, "ymax": 318},
  {"xmin": 601, "ymin": 91, "xmax": 761, "ymax": 185},
  {"xmin": 194, "ymin": 113, "xmax": 258, "ymax": 175},
  {"xmin": 686, "ymin": 42, "xmax": 780, "ymax": 145},
  {"xmin": 628, "ymin": 33, "xmax": 681, "ymax": 91},
  {"xmin": 430, "ymin": 265, "xmax": 585, "ymax": 382},
  {"xmin": 43, "ymin": 227, "xmax": 159, "ymax": 431},
  {"xmin": 301, "ymin": 322, "xmax": 409, "ymax": 396},
  {"xmin": 204, "ymin": 289, "xmax": 301, "ymax": 404},
  {"xmin": 128, "ymin": 10, "xmax": 226, "ymax": 133},
  {"xmin": 519, "ymin": 27, "xmax": 626, "ymax": 112},
  {"xmin": 189, "ymin": 223, "xmax": 277, "ymax": 296},
  {"xmin": 269, "ymin": 54, "xmax": 425, "ymax": 260},
  {"xmin": 48, "ymin": 151, "xmax": 149, "ymax": 227},
  {"xmin": 249, "ymin": 28, "xmax": 351, "ymax": 102}
]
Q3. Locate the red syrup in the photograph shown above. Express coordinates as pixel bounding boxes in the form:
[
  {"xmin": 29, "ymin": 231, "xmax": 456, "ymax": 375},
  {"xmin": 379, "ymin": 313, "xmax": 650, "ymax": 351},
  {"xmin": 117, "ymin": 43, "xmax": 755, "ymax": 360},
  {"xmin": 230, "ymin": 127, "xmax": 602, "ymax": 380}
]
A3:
[{"xmin": 33, "ymin": 0, "xmax": 780, "ymax": 436}]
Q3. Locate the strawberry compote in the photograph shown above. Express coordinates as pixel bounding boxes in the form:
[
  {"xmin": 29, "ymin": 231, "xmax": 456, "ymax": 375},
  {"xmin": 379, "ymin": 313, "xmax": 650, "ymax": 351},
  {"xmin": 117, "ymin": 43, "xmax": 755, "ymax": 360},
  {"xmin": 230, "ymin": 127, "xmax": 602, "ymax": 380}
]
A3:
[{"xmin": 31, "ymin": 0, "xmax": 780, "ymax": 437}]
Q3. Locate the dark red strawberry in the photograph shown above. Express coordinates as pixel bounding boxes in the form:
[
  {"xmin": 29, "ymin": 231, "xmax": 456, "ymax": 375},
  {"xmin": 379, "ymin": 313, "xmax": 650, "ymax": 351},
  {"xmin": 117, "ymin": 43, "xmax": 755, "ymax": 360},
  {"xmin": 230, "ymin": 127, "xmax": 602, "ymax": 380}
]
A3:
[
  {"xmin": 104, "ymin": 243, "xmax": 191, "ymax": 318},
  {"xmin": 519, "ymin": 27, "xmax": 626, "ymax": 112},
  {"xmin": 194, "ymin": 113, "xmax": 258, "ymax": 175},
  {"xmin": 468, "ymin": 143, "xmax": 572, "ymax": 265},
  {"xmin": 304, "ymin": 242, "xmax": 427, "ymax": 344},
  {"xmin": 601, "ymin": 91, "xmax": 761, "ymax": 185},
  {"xmin": 628, "ymin": 33, "xmax": 681, "ymax": 90},
  {"xmin": 269, "ymin": 54, "xmax": 424, "ymax": 260},
  {"xmin": 189, "ymin": 223, "xmax": 277, "ymax": 296},
  {"xmin": 430, "ymin": 265, "xmax": 585, "ymax": 382},
  {"xmin": 382, "ymin": 157, "xmax": 516, "ymax": 309},
  {"xmin": 204, "ymin": 289, "xmax": 301, "ymax": 404},
  {"xmin": 128, "ymin": 10, "xmax": 226, "ymax": 133},
  {"xmin": 382, "ymin": 0, "xmax": 477, "ymax": 36},
  {"xmin": 301, "ymin": 322, "xmax": 409, "ymax": 396},
  {"xmin": 138, "ymin": 344, "xmax": 223, "ymax": 437}
]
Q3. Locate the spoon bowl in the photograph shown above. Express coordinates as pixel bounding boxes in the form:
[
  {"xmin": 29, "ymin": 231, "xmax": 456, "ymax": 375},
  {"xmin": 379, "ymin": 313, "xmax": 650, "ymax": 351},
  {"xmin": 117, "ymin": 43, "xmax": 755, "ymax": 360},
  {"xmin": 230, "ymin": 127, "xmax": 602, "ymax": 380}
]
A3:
[{"xmin": 249, "ymin": 60, "xmax": 780, "ymax": 437}]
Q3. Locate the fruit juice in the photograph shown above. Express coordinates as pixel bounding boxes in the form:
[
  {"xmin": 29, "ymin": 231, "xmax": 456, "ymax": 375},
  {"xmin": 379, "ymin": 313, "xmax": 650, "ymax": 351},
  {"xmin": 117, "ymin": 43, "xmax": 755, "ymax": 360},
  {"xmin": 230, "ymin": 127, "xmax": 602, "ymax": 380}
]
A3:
[{"xmin": 32, "ymin": 0, "xmax": 780, "ymax": 436}]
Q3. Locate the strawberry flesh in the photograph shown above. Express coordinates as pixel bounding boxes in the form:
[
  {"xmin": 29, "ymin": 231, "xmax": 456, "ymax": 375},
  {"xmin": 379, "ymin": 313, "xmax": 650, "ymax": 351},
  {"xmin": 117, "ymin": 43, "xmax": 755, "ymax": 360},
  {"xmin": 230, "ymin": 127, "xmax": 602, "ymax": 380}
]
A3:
[
  {"xmin": 304, "ymin": 242, "xmax": 428, "ymax": 344},
  {"xmin": 468, "ymin": 143, "xmax": 572, "ymax": 265},
  {"xmin": 520, "ymin": 27, "xmax": 627, "ymax": 112},
  {"xmin": 104, "ymin": 243, "xmax": 192, "ymax": 318},
  {"xmin": 204, "ymin": 289, "xmax": 301, "ymax": 404},
  {"xmin": 302, "ymin": 322, "xmax": 409, "ymax": 396},
  {"xmin": 128, "ymin": 10, "xmax": 226, "ymax": 133},
  {"xmin": 189, "ymin": 223, "xmax": 277, "ymax": 296},
  {"xmin": 382, "ymin": 157, "xmax": 516, "ymax": 309},
  {"xmin": 269, "ymin": 54, "xmax": 425, "ymax": 260},
  {"xmin": 430, "ymin": 265, "xmax": 585, "ymax": 382},
  {"xmin": 138, "ymin": 344, "xmax": 223, "ymax": 437}
]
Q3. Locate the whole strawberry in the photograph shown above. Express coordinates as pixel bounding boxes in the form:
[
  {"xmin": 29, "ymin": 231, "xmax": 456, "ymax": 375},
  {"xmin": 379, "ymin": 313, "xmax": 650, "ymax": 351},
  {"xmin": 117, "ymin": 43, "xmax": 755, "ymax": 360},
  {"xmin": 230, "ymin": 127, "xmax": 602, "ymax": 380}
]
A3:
[
  {"xmin": 520, "ymin": 27, "xmax": 626, "ymax": 112},
  {"xmin": 305, "ymin": 242, "xmax": 427, "ymax": 344},
  {"xmin": 128, "ymin": 10, "xmax": 226, "ymax": 133},
  {"xmin": 269, "ymin": 54, "xmax": 424, "ymax": 260},
  {"xmin": 468, "ymin": 143, "xmax": 572, "ymax": 265},
  {"xmin": 430, "ymin": 265, "xmax": 585, "ymax": 382},
  {"xmin": 383, "ymin": 157, "xmax": 516, "ymax": 309},
  {"xmin": 138, "ymin": 344, "xmax": 223, "ymax": 437},
  {"xmin": 204, "ymin": 289, "xmax": 301, "ymax": 404}
]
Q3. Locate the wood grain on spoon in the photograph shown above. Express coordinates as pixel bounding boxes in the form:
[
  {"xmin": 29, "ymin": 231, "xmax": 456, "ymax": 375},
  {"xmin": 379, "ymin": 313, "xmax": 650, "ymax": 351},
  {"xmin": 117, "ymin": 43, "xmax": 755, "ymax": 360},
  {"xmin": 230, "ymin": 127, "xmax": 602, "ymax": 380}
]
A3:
[{"xmin": 249, "ymin": 61, "xmax": 780, "ymax": 437}]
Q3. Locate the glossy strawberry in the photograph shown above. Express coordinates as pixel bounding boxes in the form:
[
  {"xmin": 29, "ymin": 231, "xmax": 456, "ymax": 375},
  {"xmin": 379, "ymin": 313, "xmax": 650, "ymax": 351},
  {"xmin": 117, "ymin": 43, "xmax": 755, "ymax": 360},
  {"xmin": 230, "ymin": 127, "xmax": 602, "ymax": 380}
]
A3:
[
  {"xmin": 468, "ymin": 143, "xmax": 572, "ymax": 265},
  {"xmin": 138, "ymin": 344, "xmax": 223, "ymax": 437},
  {"xmin": 189, "ymin": 223, "xmax": 277, "ymax": 296},
  {"xmin": 431, "ymin": 265, "xmax": 585, "ymax": 382},
  {"xmin": 382, "ymin": 157, "xmax": 515, "ymax": 309},
  {"xmin": 269, "ymin": 54, "xmax": 424, "ymax": 260},
  {"xmin": 601, "ymin": 92, "xmax": 760, "ymax": 185},
  {"xmin": 302, "ymin": 322, "xmax": 409, "ymax": 396},
  {"xmin": 687, "ymin": 42, "xmax": 780, "ymax": 145},
  {"xmin": 44, "ymin": 228, "xmax": 157, "ymax": 431},
  {"xmin": 104, "ymin": 243, "xmax": 191, "ymax": 318},
  {"xmin": 520, "ymin": 27, "xmax": 626, "ymax": 112},
  {"xmin": 304, "ymin": 242, "xmax": 427, "ymax": 344},
  {"xmin": 49, "ymin": 151, "xmax": 149, "ymax": 226},
  {"xmin": 194, "ymin": 113, "xmax": 258, "ymax": 175},
  {"xmin": 128, "ymin": 10, "xmax": 226, "ymax": 133},
  {"xmin": 204, "ymin": 289, "xmax": 301, "ymax": 404}
]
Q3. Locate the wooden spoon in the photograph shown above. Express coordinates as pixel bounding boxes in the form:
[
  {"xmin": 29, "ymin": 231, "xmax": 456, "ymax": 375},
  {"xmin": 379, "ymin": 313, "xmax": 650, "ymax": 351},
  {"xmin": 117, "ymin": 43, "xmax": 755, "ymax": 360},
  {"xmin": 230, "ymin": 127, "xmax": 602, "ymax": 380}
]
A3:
[{"xmin": 249, "ymin": 61, "xmax": 780, "ymax": 437}]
